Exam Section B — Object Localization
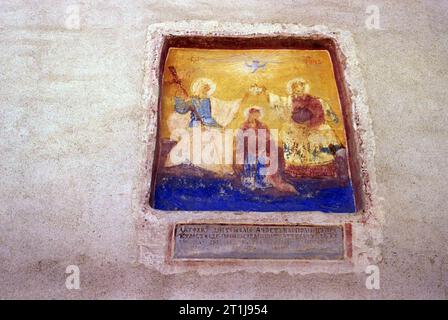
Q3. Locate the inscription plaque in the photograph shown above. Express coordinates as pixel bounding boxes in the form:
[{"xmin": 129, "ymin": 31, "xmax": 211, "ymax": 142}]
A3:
[{"xmin": 173, "ymin": 224, "xmax": 345, "ymax": 260}]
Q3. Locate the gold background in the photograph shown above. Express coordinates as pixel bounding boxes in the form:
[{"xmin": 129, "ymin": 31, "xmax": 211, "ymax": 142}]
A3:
[{"xmin": 160, "ymin": 48, "xmax": 347, "ymax": 143}]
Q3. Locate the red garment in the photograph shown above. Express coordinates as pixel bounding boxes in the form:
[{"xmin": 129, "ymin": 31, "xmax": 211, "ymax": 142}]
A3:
[
  {"xmin": 240, "ymin": 119, "xmax": 272, "ymax": 158},
  {"xmin": 239, "ymin": 119, "xmax": 297, "ymax": 194},
  {"xmin": 291, "ymin": 94, "xmax": 325, "ymax": 127}
]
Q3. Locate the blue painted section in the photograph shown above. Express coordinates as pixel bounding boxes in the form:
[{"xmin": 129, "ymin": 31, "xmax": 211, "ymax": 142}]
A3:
[
  {"xmin": 154, "ymin": 175, "xmax": 356, "ymax": 213},
  {"xmin": 174, "ymin": 97, "xmax": 220, "ymax": 127}
]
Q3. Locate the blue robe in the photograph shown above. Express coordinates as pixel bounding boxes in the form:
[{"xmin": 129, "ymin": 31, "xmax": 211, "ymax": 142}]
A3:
[
  {"xmin": 174, "ymin": 97, "xmax": 219, "ymax": 127},
  {"xmin": 242, "ymin": 154, "xmax": 271, "ymax": 190}
]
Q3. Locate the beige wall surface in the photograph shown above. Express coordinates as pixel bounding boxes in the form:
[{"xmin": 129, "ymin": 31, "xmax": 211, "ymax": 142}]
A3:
[{"xmin": 0, "ymin": 0, "xmax": 447, "ymax": 299}]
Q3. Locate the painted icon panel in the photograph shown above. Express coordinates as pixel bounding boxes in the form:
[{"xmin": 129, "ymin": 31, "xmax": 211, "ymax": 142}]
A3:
[{"xmin": 152, "ymin": 47, "xmax": 356, "ymax": 213}]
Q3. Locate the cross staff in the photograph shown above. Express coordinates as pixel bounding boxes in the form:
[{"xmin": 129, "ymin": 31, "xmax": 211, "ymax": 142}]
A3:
[{"xmin": 168, "ymin": 66, "xmax": 205, "ymax": 125}]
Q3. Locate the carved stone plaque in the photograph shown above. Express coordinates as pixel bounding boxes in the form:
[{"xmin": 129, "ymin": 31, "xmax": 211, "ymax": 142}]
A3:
[{"xmin": 173, "ymin": 223, "xmax": 345, "ymax": 260}]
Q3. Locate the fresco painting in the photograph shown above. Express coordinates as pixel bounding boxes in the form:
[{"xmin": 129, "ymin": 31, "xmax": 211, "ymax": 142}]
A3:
[{"xmin": 152, "ymin": 48, "xmax": 356, "ymax": 213}]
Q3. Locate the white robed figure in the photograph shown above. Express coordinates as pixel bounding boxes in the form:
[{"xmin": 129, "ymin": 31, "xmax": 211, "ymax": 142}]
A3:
[{"xmin": 165, "ymin": 78, "xmax": 242, "ymax": 176}]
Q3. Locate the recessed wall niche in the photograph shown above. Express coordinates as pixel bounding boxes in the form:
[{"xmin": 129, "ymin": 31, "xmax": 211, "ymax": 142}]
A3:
[
  {"xmin": 151, "ymin": 36, "xmax": 362, "ymax": 213},
  {"xmin": 136, "ymin": 22, "xmax": 382, "ymax": 274}
]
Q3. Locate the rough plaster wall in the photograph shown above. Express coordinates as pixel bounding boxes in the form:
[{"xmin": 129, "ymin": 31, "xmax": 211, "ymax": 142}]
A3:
[{"xmin": 0, "ymin": 0, "xmax": 446, "ymax": 299}]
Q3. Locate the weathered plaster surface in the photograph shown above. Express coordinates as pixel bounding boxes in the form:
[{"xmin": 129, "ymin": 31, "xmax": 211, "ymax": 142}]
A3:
[{"xmin": 0, "ymin": 0, "xmax": 447, "ymax": 299}]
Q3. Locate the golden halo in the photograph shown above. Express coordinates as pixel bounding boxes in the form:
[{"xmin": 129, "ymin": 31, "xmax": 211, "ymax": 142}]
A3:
[
  {"xmin": 191, "ymin": 78, "xmax": 216, "ymax": 97},
  {"xmin": 287, "ymin": 77, "xmax": 310, "ymax": 95},
  {"xmin": 243, "ymin": 106, "xmax": 264, "ymax": 120}
]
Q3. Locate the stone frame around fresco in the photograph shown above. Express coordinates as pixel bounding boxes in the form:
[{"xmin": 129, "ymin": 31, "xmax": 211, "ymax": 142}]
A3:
[{"xmin": 134, "ymin": 21, "xmax": 383, "ymax": 275}]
